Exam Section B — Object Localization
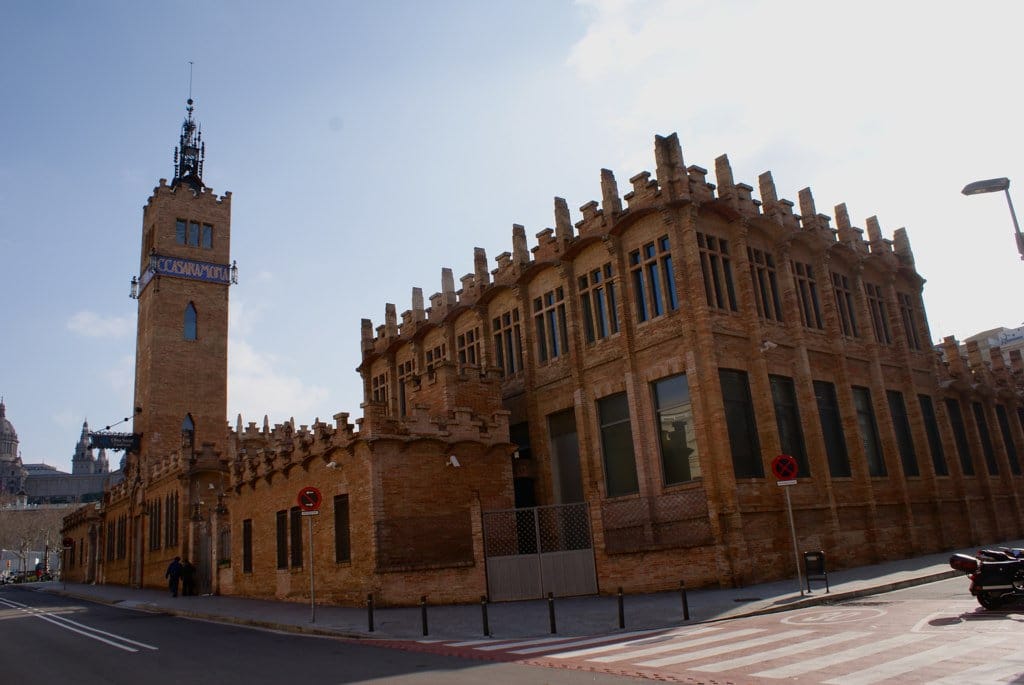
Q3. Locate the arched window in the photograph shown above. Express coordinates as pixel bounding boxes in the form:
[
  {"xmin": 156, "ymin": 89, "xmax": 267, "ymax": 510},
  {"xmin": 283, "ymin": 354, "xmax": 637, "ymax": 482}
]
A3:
[
  {"xmin": 181, "ymin": 414, "xmax": 195, "ymax": 450},
  {"xmin": 184, "ymin": 303, "xmax": 197, "ymax": 340}
]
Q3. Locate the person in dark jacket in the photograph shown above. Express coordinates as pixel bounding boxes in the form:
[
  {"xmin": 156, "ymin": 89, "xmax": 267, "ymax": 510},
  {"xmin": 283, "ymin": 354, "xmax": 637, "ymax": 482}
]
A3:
[
  {"xmin": 180, "ymin": 558, "xmax": 196, "ymax": 596},
  {"xmin": 165, "ymin": 556, "xmax": 182, "ymax": 597}
]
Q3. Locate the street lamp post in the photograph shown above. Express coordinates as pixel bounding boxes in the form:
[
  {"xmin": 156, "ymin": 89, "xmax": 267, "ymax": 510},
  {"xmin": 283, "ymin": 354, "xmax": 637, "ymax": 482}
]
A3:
[{"xmin": 962, "ymin": 177, "xmax": 1024, "ymax": 260}]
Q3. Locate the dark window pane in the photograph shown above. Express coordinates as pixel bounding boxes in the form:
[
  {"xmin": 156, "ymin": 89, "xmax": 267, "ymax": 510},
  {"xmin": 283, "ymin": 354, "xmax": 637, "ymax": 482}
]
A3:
[
  {"xmin": 242, "ymin": 519, "xmax": 253, "ymax": 573},
  {"xmin": 770, "ymin": 375, "xmax": 809, "ymax": 477},
  {"xmin": 276, "ymin": 511, "xmax": 288, "ymax": 569},
  {"xmin": 598, "ymin": 393, "xmax": 639, "ymax": 497},
  {"xmin": 334, "ymin": 495, "xmax": 351, "ymax": 562},
  {"xmin": 887, "ymin": 390, "xmax": 918, "ymax": 477},
  {"xmin": 946, "ymin": 399, "xmax": 974, "ymax": 476},
  {"xmin": 653, "ymin": 374, "xmax": 700, "ymax": 484},
  {"xmin": 918, "ymin": 395, "xmax": 948, "ymax": 476},
  {"xmin": 815, "ymin": 380, "xmax": 851, "ymax": 477},
  {"xmin": 973, "ymin": 402, "xmax": 999, "ymax": 476},
  {"xmin": 853, "ymin": 387, "xmax": 886, "ymax": 477},
  {"xmin": 720, "ymin": 369, "xmax": 763, "ymax": 478}
]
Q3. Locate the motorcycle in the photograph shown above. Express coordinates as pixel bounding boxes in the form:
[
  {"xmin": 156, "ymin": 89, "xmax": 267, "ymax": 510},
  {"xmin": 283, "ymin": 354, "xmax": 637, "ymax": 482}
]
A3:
[{"xmin": 950, "ymin": 547, "xmax": 1024, "ymax": 609}]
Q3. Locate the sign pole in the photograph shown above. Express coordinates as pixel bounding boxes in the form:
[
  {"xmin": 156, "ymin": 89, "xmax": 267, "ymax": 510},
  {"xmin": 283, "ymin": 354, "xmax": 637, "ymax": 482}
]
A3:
[
  {"xmin": 308, "ymin": 514, "xmax": 316, "ymax": 623},
  {"xmin": 784, "ymin": 486, "xmax": 804, "ymax": 597}
]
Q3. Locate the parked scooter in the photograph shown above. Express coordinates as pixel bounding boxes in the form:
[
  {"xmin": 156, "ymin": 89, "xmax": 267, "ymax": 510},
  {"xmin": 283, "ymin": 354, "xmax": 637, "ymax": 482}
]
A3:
[{"xmin": 950, "ymin": 547, "xmax": 1024, "ymax": 609}]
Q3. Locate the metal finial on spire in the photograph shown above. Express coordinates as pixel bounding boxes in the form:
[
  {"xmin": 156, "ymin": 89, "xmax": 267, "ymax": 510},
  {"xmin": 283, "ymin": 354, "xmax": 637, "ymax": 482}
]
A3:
[{"xmin": 173, "ymin": 61, "xmax": 205, "ymax": 191}]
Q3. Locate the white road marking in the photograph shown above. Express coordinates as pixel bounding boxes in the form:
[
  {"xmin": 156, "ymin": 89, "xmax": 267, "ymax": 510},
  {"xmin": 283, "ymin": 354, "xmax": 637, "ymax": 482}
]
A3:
[
  {"xmin": 0, "ymin": 596, "xmax": 159, "ymax": 652},
  {"xmin": 926, "ymin": 646, "xmax": 1024, "ymax": 684},
  {"xmin": 589, "ymin": 627, "xmax": 767, "ymax": 663},
  {"xmin": 692, "ymin": 630, "xmax": 869, "ymax": 673},
  {"xmin": 822, "ymin": 635, "xmax": 999, "ymax": 685},
  {"xmin": 508, "ymin": 628, "xmax": 666, "ymax": 655},
  {"xmin": 547, "ymin": 626, "xmax": 726, "ymax": 659},
  {"xmin": 753, "ymin": 633, "xmax": 932, "ymax": 679},
  {"xmin": 634, "ymin": 629, "xmax": 815, "ymax": 668}
]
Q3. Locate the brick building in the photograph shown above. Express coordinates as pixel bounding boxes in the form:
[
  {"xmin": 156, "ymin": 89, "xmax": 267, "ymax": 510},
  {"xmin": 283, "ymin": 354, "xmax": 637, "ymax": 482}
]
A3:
[{"xmin": 64, "ymin": 112, "xmax": 1024, "ymax": 605}]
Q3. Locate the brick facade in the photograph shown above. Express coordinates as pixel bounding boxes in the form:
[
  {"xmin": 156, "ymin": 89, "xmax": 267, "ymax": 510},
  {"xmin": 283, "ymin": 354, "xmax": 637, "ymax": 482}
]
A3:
[{"xmin": 64, "ymin": 128, "xmax": 1024, "ymax": 604}]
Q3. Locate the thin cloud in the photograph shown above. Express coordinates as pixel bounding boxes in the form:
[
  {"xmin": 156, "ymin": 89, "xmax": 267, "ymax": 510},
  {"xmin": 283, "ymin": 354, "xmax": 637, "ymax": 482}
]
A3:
[
  {"xmin": 67, "ymin": 311, "xmax": 134, "ymax": 339},
  {"xmin": 228, "ymin": 338, "xmax": 330, "ymax": 427}
]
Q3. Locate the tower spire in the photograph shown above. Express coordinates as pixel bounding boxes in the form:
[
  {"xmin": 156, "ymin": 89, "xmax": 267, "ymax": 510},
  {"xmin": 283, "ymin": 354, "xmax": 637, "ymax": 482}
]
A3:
[{"xmin": 173, "ymin": 63, "xmax": 205, "ymax": 191}]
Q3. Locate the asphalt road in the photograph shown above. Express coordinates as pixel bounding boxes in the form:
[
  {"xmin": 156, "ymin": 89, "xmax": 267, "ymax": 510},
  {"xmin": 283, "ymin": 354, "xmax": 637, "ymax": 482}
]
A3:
[{"xmin": 0, "ymin": 586, "xmax": 647, "ymax": 685}]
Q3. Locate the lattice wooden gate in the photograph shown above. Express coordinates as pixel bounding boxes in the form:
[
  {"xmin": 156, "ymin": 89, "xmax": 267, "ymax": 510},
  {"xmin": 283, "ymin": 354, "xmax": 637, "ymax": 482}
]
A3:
[{"xmin": 481, "ymin": 502, "xmax": 597, "ymax": 601}]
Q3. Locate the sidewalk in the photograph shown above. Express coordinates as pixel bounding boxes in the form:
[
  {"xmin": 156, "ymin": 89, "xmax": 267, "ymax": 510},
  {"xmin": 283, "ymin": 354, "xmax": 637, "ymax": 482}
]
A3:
[{"xmin": 30, "ymin": 539, "xmax": 1019, "ymax": 642}]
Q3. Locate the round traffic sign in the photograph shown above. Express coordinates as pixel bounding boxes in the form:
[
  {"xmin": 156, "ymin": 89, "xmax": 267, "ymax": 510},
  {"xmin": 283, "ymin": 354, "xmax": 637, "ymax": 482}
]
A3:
[
  {"xmin": 297, "ymin": 486, "xmax": 323, "ymax": 512},
  {"xmin": 771, "ymin": 453, "xmax": 799, "ymax": 480}
]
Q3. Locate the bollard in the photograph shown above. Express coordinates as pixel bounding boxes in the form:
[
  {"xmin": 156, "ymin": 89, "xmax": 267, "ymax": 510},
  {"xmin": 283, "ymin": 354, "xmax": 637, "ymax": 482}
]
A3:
[
  {"xmin": 481, "ymin": 595, "xmax": 490, "ymax": 637},
  {"xmin": 367, "ymin": 593, "xmax": 375, "ymax": 632},
  {"xmin": 421, "ymin": 595, "xmax": 429, "ymax": 636},
  {"xmin": 547, "ymin": 592, "xmax": 557, "ymax": 634},
  {"xmin": 617, "ymin": 587, "xmax": 625, "ymax": 629},
  {"xmin": 680, "ymin": 580, "xmax": 690, "ymax": 621}
]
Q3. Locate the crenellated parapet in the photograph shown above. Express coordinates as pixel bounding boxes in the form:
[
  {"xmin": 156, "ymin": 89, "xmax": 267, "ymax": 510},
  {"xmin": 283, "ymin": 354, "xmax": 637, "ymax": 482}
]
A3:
[
  {"xmin": 146, "ymin": 177, "xmax": 231, "ymax": 209},
  {"xmin": 361, "ymin": 132, "xmax": 916, "ymax": 359}
]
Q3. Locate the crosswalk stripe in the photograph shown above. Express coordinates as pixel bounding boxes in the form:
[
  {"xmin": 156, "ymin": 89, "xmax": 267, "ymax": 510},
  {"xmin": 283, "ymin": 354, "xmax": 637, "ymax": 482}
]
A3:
[
  {"xmin": 926, "ymin": 647, "xmax": 1024, "ymax": 684},
  {"xmin": 508, "ymin": 628, "xmax": 665, "ymax": 655},
  {"xmin": 547, "ymin": 626, "xmax": 725, "ymax": 659},
  {"xmin": 822, "ymin": 635, "xmax": 999, "ymax": 685},
  {"xmin": 589, "ymin": 627, "xmax": 767, "ymax": 663},
  {"xmin": 473, "ymin": 635, "xmax": 576, "ymax": 651},
  {"xmin": 635, "ymin": 629, "xmax": 815, "ymax": 668},
  {"xmin": 753, "ymin": 634, "xmax": 932, "ymax": 679},
  {"xmin": 692, "ymin": 630, "xmax": 869, "ymax": 673}
]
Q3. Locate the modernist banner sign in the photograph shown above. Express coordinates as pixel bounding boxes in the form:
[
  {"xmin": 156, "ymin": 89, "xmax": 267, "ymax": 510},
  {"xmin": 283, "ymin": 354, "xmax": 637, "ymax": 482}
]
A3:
[
  {"xmin": 89, "ymin": 432, "xmax": 140, "ymax": 451},
  {"xmin": 139, "ymin": 254, "xmax": 231, "ymax": 293}
]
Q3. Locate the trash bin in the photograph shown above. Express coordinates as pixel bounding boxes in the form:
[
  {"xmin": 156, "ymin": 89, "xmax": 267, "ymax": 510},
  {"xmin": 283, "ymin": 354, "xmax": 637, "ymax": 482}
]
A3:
[{"xmin": 803, "ymin": 550, "xmax": 829, "ymax": 593}]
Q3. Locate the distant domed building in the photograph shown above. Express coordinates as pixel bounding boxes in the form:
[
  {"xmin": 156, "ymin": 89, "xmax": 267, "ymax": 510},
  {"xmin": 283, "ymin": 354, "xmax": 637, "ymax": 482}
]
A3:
[
  {"xmin": 0, "ymin": 399, "xmax": 28, "ymax": 495},
  {"xmin": 0, "ymin": 399, "xmax": 121, "ymax": 504}
]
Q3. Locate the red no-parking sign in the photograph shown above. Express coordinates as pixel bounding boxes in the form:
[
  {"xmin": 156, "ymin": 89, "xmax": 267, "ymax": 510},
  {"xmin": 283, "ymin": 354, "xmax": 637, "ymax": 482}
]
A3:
[
  {"xmin": 771, "ymin": 454, "xmax": 798, "ymax": 481},
  {"xmin": 297, "ymin": 486, "xmax": 322, "ymax": 512}
]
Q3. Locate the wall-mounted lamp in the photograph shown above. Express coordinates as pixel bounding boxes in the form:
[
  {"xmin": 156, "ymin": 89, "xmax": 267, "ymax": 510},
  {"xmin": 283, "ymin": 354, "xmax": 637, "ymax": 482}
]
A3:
[
  {"xmin": 759, "ymin": 340, "xmax": 779, "ymax": 353},
  {"xmin": 325, "ymin": 461, "xmax": 338, "ymax": 469},
  {"xmin": 230, "ymin": 260, "xmax": 239, "ymax": 285},
  {"xmin": 447, "ymin": 455, "xmax": 461, "ymax": 468},
  {"xmin": 129, "ymin": 276, "xmax": 139, "ymax": 299}
]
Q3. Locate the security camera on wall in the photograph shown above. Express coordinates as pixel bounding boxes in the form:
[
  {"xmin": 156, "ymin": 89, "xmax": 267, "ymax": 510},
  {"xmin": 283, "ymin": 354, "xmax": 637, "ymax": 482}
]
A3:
[{"xmin": 447, "ymin": 455, "xmax": 461, "ymax": 468}]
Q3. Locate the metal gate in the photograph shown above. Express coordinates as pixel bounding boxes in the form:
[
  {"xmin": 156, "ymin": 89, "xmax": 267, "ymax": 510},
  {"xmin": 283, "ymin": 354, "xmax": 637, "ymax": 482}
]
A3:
[{"xmin": 482, "ymin": 502, "xmax": 598, "ymax": 601}]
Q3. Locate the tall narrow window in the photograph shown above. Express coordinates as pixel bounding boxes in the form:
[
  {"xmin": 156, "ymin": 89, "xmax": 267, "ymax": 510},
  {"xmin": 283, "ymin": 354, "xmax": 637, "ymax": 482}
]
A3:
[
  {"xmin": 533, "ymin": 287, "xmax": 568, "ymax": 362},
  {"xmin": 181, "ymin": 414, "xmax": 195, "ymax": 451},
  {"xmin": 865, "ymin": 282, "xmax": 892, "ymax": 344},
  {"xmin": 492, "ymin": 309, "xmax": 523, "ymax": 377},
  {"xmin": 815, "ymin": 380, "xmax": 851, "ymax": 477},
  {"xmin": 334, "ymin": 495, "xmax": 351, "ymax": 563},
  {"xmin": 371, "ymin": 373, "xmax": 387, "ymax": 404},
  {"xmin": 853, "ymin": 386, "xmax": 886, "ymax": 477},
  {"xmin": 275, "ymin": 510, "xmax": 288, "ymax": 569},
  {"xmin": 201, "ymin": 224, "xmax": 213, "ymax": 249},
  {"xmin": 748, "ymin": 247, "xmax": 783, "ymax": 322},
  {"xmin": 653, "ymin": 374, "xmax": 701, "ymax": 484},
  {"xmin": 919, "ymin": 395, "xmax": 948, "ymax": 476},
  {"xmin": 548, "ymin": 409, "xmax": 583, "ymax": 504},
  {"xmin": 697, "ymin": 233, "xmax": 737, "ymax": 312},
  {"xmin": 832, "ymin": 272, "xmax": 859, "ymax": 337},
  {"xmin": 720, "ymin": 369, "xmax": 763, "ymax": 478},
  {"xmin": 887, "ymin": 390, "xmax": 919, "ymax": 477},
  {"xmin": 425, "ymin": 344, "xmax": 446, "ymax": 374},
  {"xmin": 630, "ymin": 236, "xmax": 678, "ymax": 321},
  {"xmin": 973, "ymin": 402, "xmax": 999, "ymax": 476},
  {"xmin": 770, "ymin": 375, "xmax": 809, "ymax": 477},
  {"xmin": 597, "ymin": 393, "xmax": 639, "ymax": 497},
  {"xmin": 289, "ymin": 506, "xmax": 303, "ymax": 568},
  {"xmin": 946, "ymin": 398, "xmax": 974, "ymax": 476},
  {"xmin": 242, "ymin": 519, "xmax": 253, "ymax": 573},
  {"xmin": 184, "ymin": 302, "xmax": 198, "ymax": 341},
  {"xmin": 793, "ymin": 261, "xmax": 824, "ymax": 330},
  {"xmin": 188, "ymin": 221, "xmax": 200, "ymax": 246},
  {"xmin": 176, "ymin": 219, "xmax": 187, "ymax": 245},
  {"xmin": 898, "ymin": 292, "xmax": 922, "ymax": 350},
  {"xmin": 579, "ymin": 263, "xmax": 619, "ymax": 342},
  {"xmin": 456, "ymin": 327, "xmax": 481, "ymax": 368},
  {"xmin": 396, "ymin": 360, "xmax": 414, "ymax": 417},
  {"xmin": 995, "ymin": 405, "xmax": 1021, "ymax": 475}
]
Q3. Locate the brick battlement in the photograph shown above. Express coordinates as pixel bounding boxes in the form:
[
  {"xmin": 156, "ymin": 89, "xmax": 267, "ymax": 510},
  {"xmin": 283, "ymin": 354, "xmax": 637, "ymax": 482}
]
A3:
[
  {"xmin": 146, "ymin": 178, "xmax": 231, "ymax": 209},
  {"xmin": 362, "ymin": 132, "xmax": 914, "ymax": 349}
]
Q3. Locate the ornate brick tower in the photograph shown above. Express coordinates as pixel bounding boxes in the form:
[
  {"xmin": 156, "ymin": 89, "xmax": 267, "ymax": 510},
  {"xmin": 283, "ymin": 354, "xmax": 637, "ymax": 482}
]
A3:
[{"xmin": 131, "ymin": 97, "xmax": 234, "ymax": 465}]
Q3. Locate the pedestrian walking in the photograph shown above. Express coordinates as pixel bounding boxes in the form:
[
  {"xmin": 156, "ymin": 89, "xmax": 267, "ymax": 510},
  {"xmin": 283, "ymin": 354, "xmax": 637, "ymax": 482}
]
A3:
[
  {"xmin": 181, "ymin": 558, "xmax": 196, "ymax": 596},
  {"xmin": 165, "ymin": 556, "xmax": 182, "ymax": 597}
]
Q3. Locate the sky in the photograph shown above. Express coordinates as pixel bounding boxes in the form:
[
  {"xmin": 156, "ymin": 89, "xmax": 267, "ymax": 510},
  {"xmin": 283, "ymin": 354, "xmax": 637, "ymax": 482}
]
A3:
[{"xmin": 3, "ymin": 0, "xmax": 1023, "ymax": 473}]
